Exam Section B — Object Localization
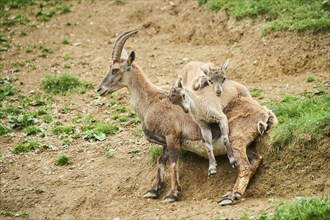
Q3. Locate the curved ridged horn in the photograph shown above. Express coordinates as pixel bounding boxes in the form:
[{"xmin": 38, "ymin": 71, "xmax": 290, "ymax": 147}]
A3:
[{"xmin": 112, "ymin": 30, "xmax": 138, "ymax": 63}]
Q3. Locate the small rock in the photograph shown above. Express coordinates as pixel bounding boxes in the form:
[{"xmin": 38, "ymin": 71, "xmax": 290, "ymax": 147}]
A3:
[{"xmin": 182, "ymin": 57, "xmax": 189, "ymax": 62}]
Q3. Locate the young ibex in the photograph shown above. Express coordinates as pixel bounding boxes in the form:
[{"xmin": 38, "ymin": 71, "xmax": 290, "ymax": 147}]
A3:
[
  {"xmin": 180, "ymin": 61, "xmax": 251, "ymax": 100},
  {"xmin": 169, "ymin": 76, "xmax": 236, "ymax": 176},
  {"xmin": 190, "ymin": 60, "xmax": 229, "ymax": 96},
  {"xmin": 96, "ymin": 30, "xmax": 277, "ymax": 205}
]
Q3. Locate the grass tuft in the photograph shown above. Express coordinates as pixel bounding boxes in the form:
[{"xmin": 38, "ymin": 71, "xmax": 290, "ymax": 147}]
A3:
[
  {"xmin": 41, "ymin": 73, "xmax": 93, "ymax": 95},
  {"xmin": 55, "ymin": 154, "xmax": 70, "ymax": 166},
  {"xmin": 12, "ymin": 140, "xmax": 39, "ymax": 154},
  {"xmin": 244, "ymin": 197, "xmax": 330, "ymax": 219},
  {"xmin": 198, "ymin": 0, "xmax": 330, "ymax": 33},
  {"xmin": 24, "ymin": 125, "xmax": 42, "ymax": 135},
  {"xmin": 7, "ymin": 113, "xmax": 37, "ymax": 129},
  {"xmin": 0, "ymin": 124, "xmax": 12, "ymax": 136},
  {"xmin": 265, "ymin": 93, "xmax": 330, "ymax": 150},
  {"xmin": 148, "ymin": 145, "xmax": 162, "ymax": 165},
  {"xmin": 0, "ymin": 78, "xmax": 16, "ymax": 101},
  {"xmin": 82, "ymin": 123, "xmax": 119, "ymax": 141},
  {"xmin": 52, "ymin": 124, "xmax": 75, "ymax": 136}
]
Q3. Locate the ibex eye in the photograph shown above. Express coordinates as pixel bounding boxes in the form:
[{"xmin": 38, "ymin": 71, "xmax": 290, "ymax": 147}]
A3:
[{"xmin": 112, "ymin": 68, "xmax": 119, "ymax": 74}]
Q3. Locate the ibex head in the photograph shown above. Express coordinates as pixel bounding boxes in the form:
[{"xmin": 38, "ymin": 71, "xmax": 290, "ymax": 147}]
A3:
[
  {"xmin": 200, "ymin": 59, "xmax": 229, "ymax": 96},
  {"xmin": 96, "ymin": 30, "xmax": 138, "ymax": 96},
  {"xmin": 169, "ymin": 76, "xmax": 190, "ymax": 113}
]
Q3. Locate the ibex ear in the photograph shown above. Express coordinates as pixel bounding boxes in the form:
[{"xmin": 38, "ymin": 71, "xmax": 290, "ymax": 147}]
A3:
[
  {"xmin": 222, "ymin": 59, "xmax": 229, "ymax": 71},
  {"xmin": 175, "ymin": 76, "xmax": 183, "ymax": 88},
  {"xmin": 200, "ymin": 66, "xmax": 209, "ymax": 75},
  {"xmin": 126, "ymin": 51, "xmax": 135, "ymax": 68}
]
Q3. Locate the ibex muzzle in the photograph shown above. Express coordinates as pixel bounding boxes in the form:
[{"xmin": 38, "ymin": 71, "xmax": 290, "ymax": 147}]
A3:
[{"xmin": 97, "ymin": 30, "xmax": 138, "ymax": 97}]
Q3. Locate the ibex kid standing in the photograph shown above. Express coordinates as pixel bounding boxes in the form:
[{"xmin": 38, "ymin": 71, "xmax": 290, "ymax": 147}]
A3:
[{"xmin": 169, "ymin": 76, "xmax": 237, "ymax": 175}]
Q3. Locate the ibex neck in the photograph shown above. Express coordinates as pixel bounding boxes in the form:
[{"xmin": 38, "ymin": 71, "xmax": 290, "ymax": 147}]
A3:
[
  {"xmin": 127, "ymin": 65, "xmax": 162, "ymax": 120},
  {"xmin": 185, "ymin": 89, "xmax": 204, "ymax": 117}
]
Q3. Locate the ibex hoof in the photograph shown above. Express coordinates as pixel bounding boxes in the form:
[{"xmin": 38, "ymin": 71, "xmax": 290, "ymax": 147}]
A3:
[
  {"xmin": 228, "ymin": 156, "xmax": 238, "ymax": 168},
  {"xmin": 208, "ymin": 167, "xmax": 217, "ymax": 176},
  {"xmin": 218, "ymin": 198, "xmax": 234, "ymax": 206},
  {"xmin": 143, "ymin": 190, "xmax": 158, "ymax": 199},
  {"xmin": 218, "ymin": 192, "xmax": 242, "ymax": 206},
  {"xmin": 162, "ymin": 194, "xmax": 178, "ymax": 203}
]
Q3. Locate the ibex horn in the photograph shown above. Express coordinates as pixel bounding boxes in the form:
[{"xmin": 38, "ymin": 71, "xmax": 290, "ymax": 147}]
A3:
[{"xmin": 112, "ymin": 30, "xmax": 138, "ymax": 63}]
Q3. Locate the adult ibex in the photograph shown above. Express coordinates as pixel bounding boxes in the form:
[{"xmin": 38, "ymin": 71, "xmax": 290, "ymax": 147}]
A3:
[{"xmin": 96, "ymin": 30, "xmax": 277, "ymax": 205}]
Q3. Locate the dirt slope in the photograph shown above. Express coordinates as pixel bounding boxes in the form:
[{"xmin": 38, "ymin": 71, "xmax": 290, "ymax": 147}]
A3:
[{"xmin": 1, "ymin": 0, "xmax": 329, "ymax": 219}]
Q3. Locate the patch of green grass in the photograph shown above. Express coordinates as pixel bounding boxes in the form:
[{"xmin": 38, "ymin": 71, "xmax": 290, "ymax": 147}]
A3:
[
  {"xmin": 271, "ymin": 197, "xmax": 330, "ymax": 219},
  {"xmin": 34, "ymin": 107, "xmax": 48, "ymax": 116},
  {"xmin": 247, "ymin": 197, "xmax": 330, "ymax": 220},
  {"xmin": 29, "ymin": 95, "xmax": 46, "ymax": 106},
  {"xmin": 108, "ymin": 100, "xmax": 117, "ymax": 106},
  {"xmin": 42, "ymin": 115, "xmax": 53, "ymax": 124},
  {"xmin": 24, "ymin": 125, "xmax": 42, "ymax": 135},
  {"xmin": 103, "ymin": 148, "xmax": 114, "ymax": 158},
  {"xmin": 148, "ymin": 145, "xmax": 162, "ymax": 165},
  {"xmin": 38, "ymin": 44, "xmax": 52, "ymax": 58},
  {"xmin": 83, "ymin": 115, "xmax": 99, "ymax": 123},
  {"xmin": 0, "ymin": 0, "xmax": 35, "ymax": 10},
  {"xmin": 0, "ymin": 123, "xmax": 11, "ymax": 136},
  {"xmin": 0, "ymin": 104, "xmax": 22, "ymax": 119},
  {"xmin": 55, "ymin": 154, "xmax": 70, "ymax": 166},
  {"xmin": 198, "ymin": 0, "xmax": 330, "ymax": 33},
  {"xmin": 60, "ymin": 103, "xmax": 70, "ymax": 113},
  {"xmin": 214, "ymin": 214, "xmax": 221, "ymax": 220},
  {"xmin": 82, "ymin": 123, "xmax": 119, "ymax": 142},
  {"xmin": 62, "ymin": 37, "xmax": 70, "ymax": 45},
  {"xmin": 115, "ymin": 105, "xmax": 127, "ymax": 113},
  {"xmin": 306, "ymin": 75, "xmax": 316, "ymax": 82},
  {"xmin": 41, "ymin": 73, "xmax": 93, "ymax": 95},
  {"xmin": 266, "ymin": 93, "xmax": 330, "ymax": 150},
  {"xmin": 250, "ymin": 87, "xmax": 262, "ymax": 98},
  {"xmin": 57, "ymin": 5, "xmax": 71, "ymax": 14},
  {"xmin": 0, "ymin": 78, "xmax": 16, "ymax": 101},
  {"xmin": 111, "ymin": 0, "xmax": 124, "ymax": 4},
  {"xmin": 1, "ymin": 14, "xmax": 30, "ymax": 26},
  {"xmin": 0, "ymin": 208, "xmax": 28, "ymax": 217},
  {"xmin": 35, "ymin": 188, "xmax": 45, "ymax": 194},
  {"xmin": 17, "ymin": 211, "xmax": 28, "ymax": 218},
  {"xmin": 25, "ymin": 47, "xmax": 33, "ymax": 53},
  {"xmin": 133, "ymin": 128, "xmax": 143, "ymax": 137},
  {"xmin": 70, "ymin": 112, "xmax": 82, "ymax": 123},
  {"xmin": 112, "ymin": 114, "xmax": 128, "ymax": 122},
  {"xmin": 64, "ymin": 63, "xmax": 71, "ymax": 68},
  {"xmin": 7, "ymin": 113, "xmax": 37, "ymax": 129},
  {"xmin": 128, "ymin": 118, "xmax": 141, "ymax": 125},
  {"xmin": 0, "ymin": 32, "xmax": 11, "ymax": 52},
  {"xmin": 52, "ymin": 124, "xmax": 75, "ymax": 136},
  {"xmin": 35, "ymin": 9, "xmax": 56, "ymax": 22},
  {"xmin": 0, "ymin": 209, "xmax": 14, "ymax": 217},
  {"xmin": 19, "ymin": 31, "xmax": 28, "ymax": 36},
  {"xmin": 63, "ymin": 53, "xmax": 70, "ymax": 60},
  {"xmin": 12, "ymin": 140, "xmax": 39, "ymax": 154}
]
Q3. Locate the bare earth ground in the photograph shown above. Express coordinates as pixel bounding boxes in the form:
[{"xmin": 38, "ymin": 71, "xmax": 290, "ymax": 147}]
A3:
[{"xmin": 0, "ymin": 0, "xmax": 330, "ymax": 219}]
